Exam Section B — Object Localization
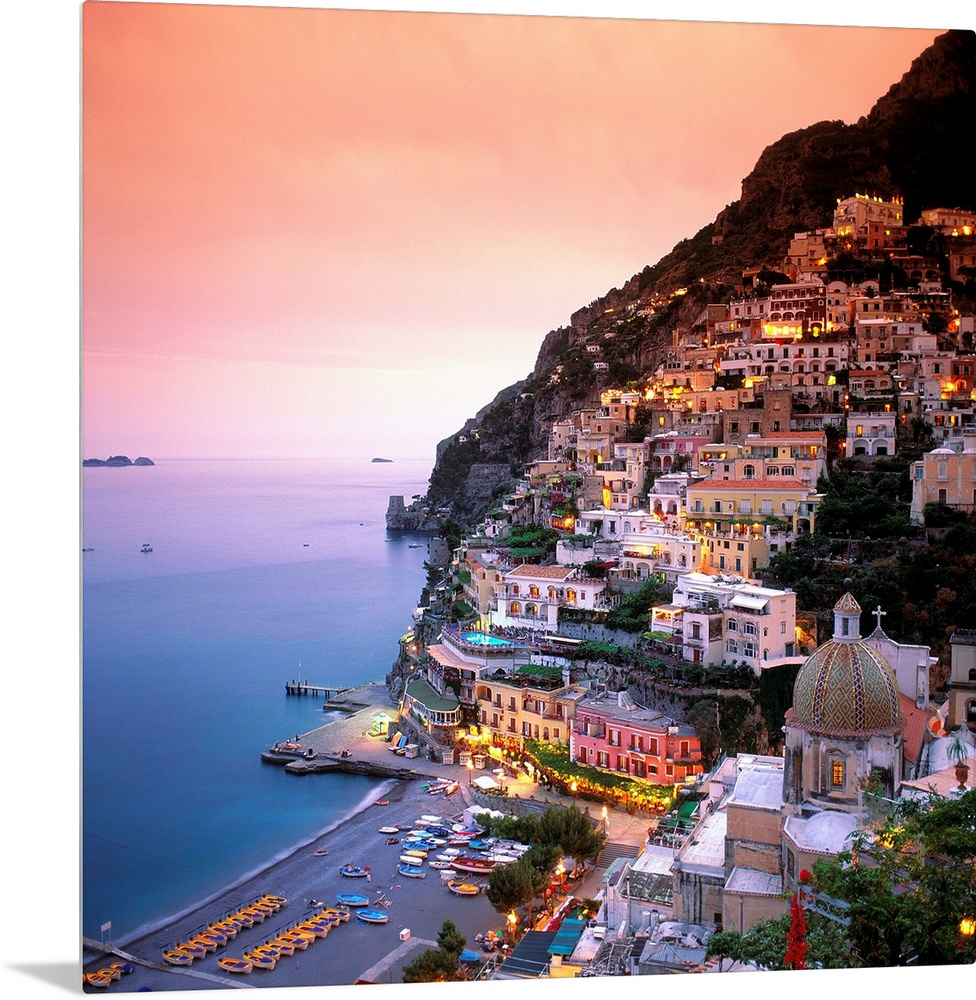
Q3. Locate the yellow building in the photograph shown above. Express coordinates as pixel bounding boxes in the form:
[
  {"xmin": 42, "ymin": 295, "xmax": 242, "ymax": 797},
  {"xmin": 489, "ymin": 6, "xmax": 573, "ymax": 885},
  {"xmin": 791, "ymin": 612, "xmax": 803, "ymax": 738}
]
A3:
[
  {"xmin": 684, "ymin": 477, "xmax": 821, "ymax": 576},
  {"xmin": 909, "ymin": 445, "xmax": 976, "ymax": 523},
  {"xmin": 475, "ymin": 675, "xmax": 587, "ymax": 748}
]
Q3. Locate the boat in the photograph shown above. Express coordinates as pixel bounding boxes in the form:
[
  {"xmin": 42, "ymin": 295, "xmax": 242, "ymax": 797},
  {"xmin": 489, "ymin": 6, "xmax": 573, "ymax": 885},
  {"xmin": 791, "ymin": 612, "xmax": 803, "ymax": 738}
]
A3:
[
  {"xmin": 161, "ymin": 949, "xmax": 194, "ymax": 966},
  {"xmin": 396, "ymin": 864, "xmax": 426, "ymax": 878},
  {"xmin": 336, "ymin": 893, "xmax": 370, "ymax": 907},
  {"xmin": 429, "ymin": 861, "xmax": 455, "ymax": 870},
  {"xmin": 82, "ymin": 546, "xmax": 94, "ymax": 552},
  {"xmin": 339, "ymin": 864, "xmax": 370, "ymax": 878},
  {"xmin": 261, "ymin": 894, "xmax": 288, "ymax": 907},
  {"xmin": 400, "ymin": 853, "xmax": 425, "ymax": 866},
  {"xmin": 403, "ymin": 848, "xmax": 428, "ymax": 859},
  {"xmin": 216, "ymin": 957, "xmax": 253, "ymax": 974},
  {"xmin": 451, "ymin": 856, "xmax": 496, "ymax": 874},
  {"xmin": 447, "ymin": 881, "xmax": 482, "ymax": 896},
  {"xmin": 325, "ymin": 907, "xmax": 351, "ymax": 923},
  {"xmin": 242, "ymin": 949, "xmax": 277, "ymax": 970},
  {"xmin": 312, "ymin": 849, "xmax": 330, "ymax": 856},
  {"xmin": 378, "ymin": 826, "xmax": 399, "ymax": 835},
  {"xmin": 386, "ymin": 836, "xmax": 400, "ymax": 845},
  {"xmin": 356, "ymin": 909, "xmax": 389, "ymax": 924},
  {"xmin": 374, "ymin": 799, "xmax": 390, "ymax": 806},
  {"xmin": 140, "ymin": 542, "xmax": 153, "ymax": 553},
  {"xmin": 173, "ymin": 941, "xmax": 207, "ymax": 960},
  {"xmin": 267, "ymin": 936, "xmax": 296, "ymax": 956}
]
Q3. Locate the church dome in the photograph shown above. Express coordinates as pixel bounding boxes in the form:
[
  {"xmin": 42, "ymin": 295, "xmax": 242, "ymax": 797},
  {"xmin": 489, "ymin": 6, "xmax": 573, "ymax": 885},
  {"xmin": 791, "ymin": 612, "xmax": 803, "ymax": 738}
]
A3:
[{"xmin": 792, "ymin": 586, "xmax": 901, "ymax": 732}]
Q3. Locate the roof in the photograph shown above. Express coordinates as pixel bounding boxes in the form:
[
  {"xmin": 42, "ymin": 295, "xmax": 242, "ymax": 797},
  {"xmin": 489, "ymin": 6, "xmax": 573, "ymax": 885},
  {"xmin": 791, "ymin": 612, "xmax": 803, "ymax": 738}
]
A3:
[
  {"xmin": 783, "ymin": 810, "xmax": 858, "ymax": 855},
  {"xmin": 498, "ymin": 931, "xmax": 557, "ymax": 978},
  {"xmin": 730, "ymin": 762, "xmax": 784, "ymax": 810},
  {"xmin": 792, "ymin": 639, "xmax": 901, "ymax": 732},
  {"xmin": 899, "ymin": 693, "xmax": 933, "ymax": 766},
  {"xmin": 404, "ymin": 678, "xmax": 459, "ymax": 713},
  {"xmin": 505, "ymin": 564, "xmax": 577, "ymax": 581},
  {"xmin": 724, "ymin": 867, "xmax": 783, "ymax": 898}
]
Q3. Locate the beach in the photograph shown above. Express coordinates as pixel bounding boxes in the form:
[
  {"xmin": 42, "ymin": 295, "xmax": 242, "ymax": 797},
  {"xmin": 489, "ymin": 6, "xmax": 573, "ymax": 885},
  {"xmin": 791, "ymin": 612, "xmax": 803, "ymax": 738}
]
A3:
[
  {"xmin": 80, "ymin": 684, "xmax": 616, "ymax": 994},
  {"xmin": 82, "ymin": 775, "xmax": 504, "ymax": 993}
]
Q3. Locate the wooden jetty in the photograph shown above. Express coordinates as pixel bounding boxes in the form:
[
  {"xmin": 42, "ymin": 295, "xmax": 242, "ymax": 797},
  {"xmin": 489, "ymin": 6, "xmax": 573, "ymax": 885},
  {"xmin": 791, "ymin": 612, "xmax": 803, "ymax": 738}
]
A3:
[{"xmin": 284, "ymin": 681, "xmax": 348, "ymax": 701}]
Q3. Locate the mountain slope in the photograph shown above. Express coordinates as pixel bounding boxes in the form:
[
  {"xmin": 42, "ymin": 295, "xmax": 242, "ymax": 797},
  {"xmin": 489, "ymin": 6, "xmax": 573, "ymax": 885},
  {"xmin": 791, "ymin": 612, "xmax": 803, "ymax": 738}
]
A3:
[{"xmin": 425, "ymin": 29, "xmax": 976, "ymax": 521}]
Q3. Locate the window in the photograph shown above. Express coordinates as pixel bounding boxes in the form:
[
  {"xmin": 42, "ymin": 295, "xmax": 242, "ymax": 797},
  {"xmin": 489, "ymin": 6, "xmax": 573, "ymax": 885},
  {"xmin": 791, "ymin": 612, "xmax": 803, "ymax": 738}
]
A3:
[
  {"xmin": 727, "ymin": 619, "xmax": 738, "ymax": 631},
  {"xmin": 831, "ymin": 759, "xmax": 845, "ymax": 788},
  {"xmin": 726, "ymin": 639, "xmax": 737, "ymax": 653}
]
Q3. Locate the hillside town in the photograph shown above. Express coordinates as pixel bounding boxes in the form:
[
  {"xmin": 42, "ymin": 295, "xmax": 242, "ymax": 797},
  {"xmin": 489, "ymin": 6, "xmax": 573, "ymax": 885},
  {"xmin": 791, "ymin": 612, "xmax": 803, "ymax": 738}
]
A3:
[{"xmin": 384, "ymin": 194, "xmax": 976, "ymax": 973}]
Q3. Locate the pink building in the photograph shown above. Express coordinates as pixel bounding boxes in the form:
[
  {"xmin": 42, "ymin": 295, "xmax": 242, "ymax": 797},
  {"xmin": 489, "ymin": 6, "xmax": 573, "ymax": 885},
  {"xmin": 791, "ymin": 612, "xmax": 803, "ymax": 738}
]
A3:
[{"xmin": 570, "ymin": 692, "xmax": 704, "ymax": 785}]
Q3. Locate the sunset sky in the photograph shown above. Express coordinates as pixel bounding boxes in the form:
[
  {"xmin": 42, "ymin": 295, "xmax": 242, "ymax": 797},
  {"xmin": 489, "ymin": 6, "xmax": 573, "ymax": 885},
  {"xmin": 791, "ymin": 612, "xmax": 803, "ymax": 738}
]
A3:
[{"xmin": 79, "ymin": 2, "xmax": 956, "ymax": 463}]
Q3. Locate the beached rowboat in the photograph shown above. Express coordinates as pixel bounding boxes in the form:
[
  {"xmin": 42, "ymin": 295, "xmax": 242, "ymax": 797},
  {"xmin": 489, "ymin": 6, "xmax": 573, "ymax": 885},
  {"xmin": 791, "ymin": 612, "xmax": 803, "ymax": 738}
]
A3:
[
  {"xmin": 161, "ymin": 950, "xmax": 194, "ymax": 966},
  {"xmin": 242, "ymin": 950, "xmax": 277, "ymax": 970},
  {"xmin": 378, "ymin": 826, "xmax": 399, "ymax": 834},
  {"xmin": 450, "ymin": 856, "xmax": 496, "ymax": 874},
  {"xmin": 356, "ymin": 909, "xmax": 389, "ymax": 924},
  {"xmin": 336, "ymin": 893, "xmax": 370, "ymax": 907},
  {"xmin": 397, "ymin": 864, "xmax": 426, "ymax": 878},
  {"xmin": 217, "ymin": 957, "xmax": 253, "ymax": 974},
  {"xmin": 447, "ymin": 881, "xmax": 482, "ymax": 896},
  {"xmin": 339, "ymin": 864, "xmax": 370, "ymax": 878}
]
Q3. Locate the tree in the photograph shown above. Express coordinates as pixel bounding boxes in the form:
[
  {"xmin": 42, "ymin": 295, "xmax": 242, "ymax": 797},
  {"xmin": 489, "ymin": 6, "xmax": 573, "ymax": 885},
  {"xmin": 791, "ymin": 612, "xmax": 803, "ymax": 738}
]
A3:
[
  {"xmin": 484, "ymin": 857, "xmax": 536, "ymax": 919},
  {"xmin": 705, "ymin": 929, "xmax": 745, "ymax": 971},
  {"xmin": 402, "ymin": 920, "xmax": 468, "ymax": 983},
  {"xmin": 537, "ymin": 804, "xmax": 607, "ymax": 871},
  {"xmin": 810, "ymin": 789, "xmax": 976, "ymax": 967}
]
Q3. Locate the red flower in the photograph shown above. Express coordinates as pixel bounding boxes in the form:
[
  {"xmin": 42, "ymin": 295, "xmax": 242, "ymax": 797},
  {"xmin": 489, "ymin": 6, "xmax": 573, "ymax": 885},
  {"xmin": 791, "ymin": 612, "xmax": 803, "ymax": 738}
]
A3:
[{"xmin": 798, "ymin": 869, "xmax": 812, "ymax": 884}]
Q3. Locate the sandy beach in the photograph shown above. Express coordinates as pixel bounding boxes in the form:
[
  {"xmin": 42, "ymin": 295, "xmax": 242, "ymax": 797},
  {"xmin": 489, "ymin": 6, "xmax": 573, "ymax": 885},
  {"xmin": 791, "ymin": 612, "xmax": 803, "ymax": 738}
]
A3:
[
  {"xmin": 80, "ymin": 684, "xmax": 651, "ymax": 994},
  {"xmin": 82, "ymin": 776, "xmax": 505, "ymax": 993}
]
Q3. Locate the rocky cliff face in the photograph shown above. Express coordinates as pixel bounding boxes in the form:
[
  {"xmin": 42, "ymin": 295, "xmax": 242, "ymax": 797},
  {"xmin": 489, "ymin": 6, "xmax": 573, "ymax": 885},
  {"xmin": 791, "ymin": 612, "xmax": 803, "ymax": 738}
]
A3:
[{"xmin": 420, "ymin": 29, "xmax": 976, "ymax": 525}]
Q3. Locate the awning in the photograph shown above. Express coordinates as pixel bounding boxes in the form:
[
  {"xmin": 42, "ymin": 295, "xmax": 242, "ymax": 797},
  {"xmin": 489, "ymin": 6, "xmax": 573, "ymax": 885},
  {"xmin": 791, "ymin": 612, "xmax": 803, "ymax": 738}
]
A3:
[
  {"xmin": 474, "ymin": 775, "xmax": 500, "ymax": 791},
  {"xmin": 730, "ymin": 595, "xmax": 769, "ymax": 612}
]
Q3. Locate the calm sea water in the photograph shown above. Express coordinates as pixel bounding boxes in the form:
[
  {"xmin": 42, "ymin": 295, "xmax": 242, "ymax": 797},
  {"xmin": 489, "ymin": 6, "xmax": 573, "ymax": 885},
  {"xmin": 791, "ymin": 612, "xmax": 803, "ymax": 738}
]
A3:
[{"xmin": 82, "ymin": 458, "xmax": 432, "ymax": 944}]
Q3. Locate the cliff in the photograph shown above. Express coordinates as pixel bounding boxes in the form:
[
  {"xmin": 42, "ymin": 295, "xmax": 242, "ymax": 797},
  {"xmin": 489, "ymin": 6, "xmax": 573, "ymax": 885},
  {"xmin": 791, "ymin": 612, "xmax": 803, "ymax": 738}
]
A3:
[{"xmin": 418, "ymin": 29, "xmax": 975, "ymax": 523}]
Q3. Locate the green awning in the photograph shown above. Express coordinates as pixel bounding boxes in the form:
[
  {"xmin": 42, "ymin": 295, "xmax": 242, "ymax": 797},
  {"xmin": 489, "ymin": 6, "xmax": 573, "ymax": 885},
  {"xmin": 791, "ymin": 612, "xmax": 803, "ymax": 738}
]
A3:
[{"xmin": 405, "ymin": 678, "xmax": 460, "ymax": 713}]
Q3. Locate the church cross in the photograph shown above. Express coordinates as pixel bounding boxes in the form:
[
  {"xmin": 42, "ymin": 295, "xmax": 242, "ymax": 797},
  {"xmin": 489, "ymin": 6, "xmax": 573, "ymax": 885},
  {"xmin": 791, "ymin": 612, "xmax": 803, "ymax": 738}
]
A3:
[{"xmin": 873, "ymin": 605, "xmax": 886, "ymax": 631}]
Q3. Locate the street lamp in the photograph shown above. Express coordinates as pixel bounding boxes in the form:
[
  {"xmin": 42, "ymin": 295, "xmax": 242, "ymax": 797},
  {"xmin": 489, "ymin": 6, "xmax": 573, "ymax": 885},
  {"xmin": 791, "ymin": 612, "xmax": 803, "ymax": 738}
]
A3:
[
  {"xmin": 507, "ymin": 911, "xmax": 518, "ymax": 945},
  {"xmin": 602, "ymin": 803, "xmax": 609, "ymax": 837},
  {"xmin": 467, "ymin": 759, "xmax": 474, "ymax": 785}
]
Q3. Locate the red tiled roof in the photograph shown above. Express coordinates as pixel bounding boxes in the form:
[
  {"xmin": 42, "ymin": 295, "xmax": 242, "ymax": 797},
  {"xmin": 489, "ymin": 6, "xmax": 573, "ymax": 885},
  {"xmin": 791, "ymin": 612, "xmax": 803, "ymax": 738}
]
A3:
[{"xmin": 899, "ymin": 693, "xmax": 933, "ymax": 766}]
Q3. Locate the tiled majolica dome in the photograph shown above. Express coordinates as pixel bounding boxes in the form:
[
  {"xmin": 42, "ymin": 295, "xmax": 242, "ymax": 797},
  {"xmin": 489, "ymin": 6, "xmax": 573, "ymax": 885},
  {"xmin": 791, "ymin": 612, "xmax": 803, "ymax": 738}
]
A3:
[{"xmin": 792, "ymin": 587, "xmax": 901, "ymax": 732}]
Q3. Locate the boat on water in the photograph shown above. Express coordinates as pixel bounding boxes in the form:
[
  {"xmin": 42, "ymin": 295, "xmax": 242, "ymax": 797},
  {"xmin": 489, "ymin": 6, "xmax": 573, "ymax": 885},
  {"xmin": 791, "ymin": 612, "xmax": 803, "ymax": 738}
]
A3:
[
  {"xmin": 336, "ymin": 893, "xmax": 370, "ymax": 907},
  {"xmin": 397, "ymin": 864, "xmax": 426, "ymax": 878},
  {"xmin": 356, "ymin": 909, "xmax": 389, "ymax": 924},
  {"xmin": 451, "ymin": 856, "xmax": 496, "ymax": 874},
  {"xmin": 217, "ymin": 957, "xmax": 253, "ymax": 974},
  {"xmin": 140, "ymin": 542, "xmax": 153, "ymax": 553},
  {"xmin": 447, "ymin": 881, "xmax": 482, "ymax": 896},
  {"xmin": 339, "ymin": 864, "xmax": 371, "ymax": 878}
]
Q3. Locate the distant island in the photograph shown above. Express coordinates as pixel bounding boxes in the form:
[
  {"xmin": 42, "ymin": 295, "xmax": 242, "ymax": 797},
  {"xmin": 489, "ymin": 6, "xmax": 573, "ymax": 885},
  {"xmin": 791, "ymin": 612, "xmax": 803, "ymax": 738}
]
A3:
[
  {"xmin": 83, "ymin": 455, "xmax": 155, "ymax": 467},
  {"xmin": 371, "ymin": 457, "xmax": 393, "ymax": 463}
]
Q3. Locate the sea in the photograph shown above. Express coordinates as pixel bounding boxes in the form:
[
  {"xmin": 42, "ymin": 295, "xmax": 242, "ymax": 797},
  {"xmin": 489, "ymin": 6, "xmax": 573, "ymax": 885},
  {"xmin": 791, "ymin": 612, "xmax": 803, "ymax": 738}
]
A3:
[{"xmin": 81, "ymin": 457, "xmax": 433, "ymax": 945}]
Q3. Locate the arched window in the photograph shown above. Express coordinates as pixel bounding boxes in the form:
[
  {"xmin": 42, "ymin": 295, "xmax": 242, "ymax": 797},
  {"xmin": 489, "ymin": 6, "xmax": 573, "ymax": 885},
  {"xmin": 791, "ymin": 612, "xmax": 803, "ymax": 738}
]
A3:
[
  {"xmin": 529, "ymin": 585, "xmax": 539, "ymax": 598},
  {"xmin": 510, "ymin": 602, "xmax": 521, "ymax": 615}
]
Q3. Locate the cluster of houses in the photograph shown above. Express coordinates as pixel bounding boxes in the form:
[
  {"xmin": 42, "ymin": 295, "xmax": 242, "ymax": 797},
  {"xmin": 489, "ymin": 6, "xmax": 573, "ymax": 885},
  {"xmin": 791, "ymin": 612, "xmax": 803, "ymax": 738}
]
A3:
[{"xmin": 385, "ymin": 195, "xmax": 976, "ymax": 965}]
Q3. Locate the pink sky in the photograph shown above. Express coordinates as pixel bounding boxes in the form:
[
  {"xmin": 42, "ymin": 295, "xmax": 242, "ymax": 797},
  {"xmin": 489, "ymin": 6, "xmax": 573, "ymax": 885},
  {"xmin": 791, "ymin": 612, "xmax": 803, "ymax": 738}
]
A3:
[{"xmin": 81, "ymin": 4, "xmax": 949, "ymax": 461}]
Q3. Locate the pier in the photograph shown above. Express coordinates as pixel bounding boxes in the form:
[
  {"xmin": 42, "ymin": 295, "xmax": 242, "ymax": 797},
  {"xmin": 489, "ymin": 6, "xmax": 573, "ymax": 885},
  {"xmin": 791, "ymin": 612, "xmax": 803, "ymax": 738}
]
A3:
[{"xmin": 284, "ymin": 681, "xmax": 348, "ymax": 700}]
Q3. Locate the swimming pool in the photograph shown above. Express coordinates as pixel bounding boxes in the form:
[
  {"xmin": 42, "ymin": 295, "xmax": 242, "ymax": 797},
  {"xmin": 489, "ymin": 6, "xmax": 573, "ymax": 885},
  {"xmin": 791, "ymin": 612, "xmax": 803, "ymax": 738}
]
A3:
[{"xmin": 459, "ymin": 631, "xmax": 516, "ymax": 647}]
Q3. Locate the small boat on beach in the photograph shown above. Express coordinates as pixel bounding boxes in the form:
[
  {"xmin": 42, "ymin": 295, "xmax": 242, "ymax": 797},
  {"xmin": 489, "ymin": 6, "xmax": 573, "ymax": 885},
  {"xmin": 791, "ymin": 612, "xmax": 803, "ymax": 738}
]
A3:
[
  {"xmin": 312, "ymin": 849, "xmax": 330, "ymax": 856},
  {"xmin": 378, "ymin": 826, "xmax": 399, "ymax": 834},
  {"xmin": 451, "ymin": 856, "xmax": 496, "ymax": 874},
  {"xmin": 397, "ymin": 864, "xmax": 426, "ymax": 878},
  {"xmin": 447, "ymin": 881, "xmax": 482, "ymax": 896},
  {"xmin": 217, "ymin": 957, "xmax": 253, "ymax": 974},
  {"xmin": 242, "ymin": 949, "xmax": 277, "ymax": 970},
  {"xmin": 339, "ymin": 864, "xmax": 371, "ymax": 878},
  {"xmin": 386, "ymin": 836, "xmax": 400, "ymax": 845},
  {"xmin": 336, "ymin": 893, "xmax": 370, "ymax": 907},
  {"xmin": 403, "ymin": 848, "xmax": 428, "ymax": 859},
  {"xmin": 356, "ymin": 909, "xmax": 389, "ymax": 924},
  {"xmin": 374, "ymin": 799, "xmax": 390, "ymax": 806},
  {"xmin": 161, "ymin": 949, "xmax": 194, "ymax": 966},
  {"xmin": 429, "ymin": 861, "xmax": 455, "ymax": 870}
]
